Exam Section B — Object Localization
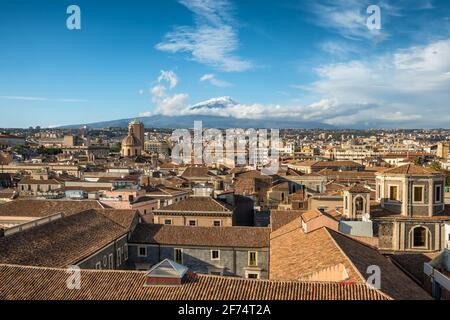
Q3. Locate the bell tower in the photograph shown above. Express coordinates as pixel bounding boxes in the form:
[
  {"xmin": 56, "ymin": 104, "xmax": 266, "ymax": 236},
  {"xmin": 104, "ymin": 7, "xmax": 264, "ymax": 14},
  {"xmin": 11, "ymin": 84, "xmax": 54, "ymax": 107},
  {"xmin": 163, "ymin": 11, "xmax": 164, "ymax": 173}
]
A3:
[
  {"xmin": 129, "ymin": 119, "xmax": 144, "ymax": 148},
  {"xmin": 343, "ymin": 184, "xmax": 371, "ymax": 220}
]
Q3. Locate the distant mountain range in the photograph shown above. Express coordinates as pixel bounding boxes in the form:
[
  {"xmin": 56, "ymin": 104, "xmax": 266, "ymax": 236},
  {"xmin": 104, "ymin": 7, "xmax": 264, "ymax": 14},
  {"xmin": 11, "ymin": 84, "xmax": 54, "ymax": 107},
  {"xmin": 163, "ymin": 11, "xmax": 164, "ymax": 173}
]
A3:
[{"xmin": 60, "ymin": 97, "xmax": 336, "ymax": 129}]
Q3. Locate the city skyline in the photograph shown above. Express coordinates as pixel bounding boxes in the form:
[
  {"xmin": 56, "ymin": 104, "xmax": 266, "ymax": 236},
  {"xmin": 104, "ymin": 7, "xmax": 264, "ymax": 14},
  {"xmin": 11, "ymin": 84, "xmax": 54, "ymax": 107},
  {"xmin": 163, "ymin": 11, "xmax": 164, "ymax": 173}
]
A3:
[{"xmin": 0, "ymin": 0, "xmax": 449, "ymax": 128}]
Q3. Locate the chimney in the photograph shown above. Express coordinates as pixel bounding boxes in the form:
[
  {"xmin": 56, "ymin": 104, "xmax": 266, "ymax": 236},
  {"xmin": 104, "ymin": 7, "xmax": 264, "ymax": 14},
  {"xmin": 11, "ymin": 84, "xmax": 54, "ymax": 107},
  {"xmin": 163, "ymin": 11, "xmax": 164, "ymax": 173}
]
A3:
[{"xmin": 145, "ymin": 259, "xmax": 190, "ymax": 286}]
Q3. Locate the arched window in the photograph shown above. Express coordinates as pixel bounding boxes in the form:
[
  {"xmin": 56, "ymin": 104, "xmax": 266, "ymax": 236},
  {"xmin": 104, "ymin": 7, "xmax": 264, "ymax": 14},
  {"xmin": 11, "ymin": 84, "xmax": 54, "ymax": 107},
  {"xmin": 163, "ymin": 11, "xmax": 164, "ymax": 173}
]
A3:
[
  {"xmin": 355, "ymin": 196, "xmax": 364, "ymax": 213},
  {"xmin": 127, "ymin": 149, "xmax": 130, "ymax": 157},
  {"xmin": 413, "ymin": 227, "xmax": 427, "ymax": 247}
]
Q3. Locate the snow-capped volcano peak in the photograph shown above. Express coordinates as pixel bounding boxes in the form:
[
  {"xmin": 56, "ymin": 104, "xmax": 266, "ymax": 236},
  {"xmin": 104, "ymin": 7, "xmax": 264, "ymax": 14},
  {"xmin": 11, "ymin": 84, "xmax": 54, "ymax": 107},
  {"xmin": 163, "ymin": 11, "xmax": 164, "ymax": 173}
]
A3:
[{"xmin": 190, "ymin": 96, "xmax": 238, "ymax": 110}]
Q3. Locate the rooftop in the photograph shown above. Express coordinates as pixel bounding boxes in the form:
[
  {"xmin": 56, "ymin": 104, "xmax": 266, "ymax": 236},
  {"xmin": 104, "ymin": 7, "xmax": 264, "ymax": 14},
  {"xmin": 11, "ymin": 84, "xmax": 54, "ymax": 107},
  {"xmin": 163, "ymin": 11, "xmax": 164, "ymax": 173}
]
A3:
[
  {"xmin": 0, "ymin": 264, "xmax": 389, "ymax": 300},
  {"xmin": 378, "ymin": 164, "xmax": 440, "ymax": 176},
  {"xmin": 155, "ymin": 196, "xmax": 232, "ymax": 213},
  {"xmin": 130, "ymin": 223, "xmax": 270, "ymax": 248},
  {"xmin": 269, "ymin": 217, "xmax": 431, "ymax": 300},
  {"xmin": 0, "ymin": 209, "xmax": 135, "ymax": 267},
  {"xmin": 0, "ymin": 199, "xmax": 103, "ymax": 218}
]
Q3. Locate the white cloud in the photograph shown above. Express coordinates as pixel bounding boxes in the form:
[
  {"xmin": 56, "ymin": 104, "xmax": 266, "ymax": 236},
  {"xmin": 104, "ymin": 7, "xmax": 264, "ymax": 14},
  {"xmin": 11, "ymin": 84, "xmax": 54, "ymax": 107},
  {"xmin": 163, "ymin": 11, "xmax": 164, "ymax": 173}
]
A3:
[
  {"xmin": 200, "ymin": 73, "xmax": 232, "ymax": 87},
  {"xmin": 158, "ymin": 70, "xmax": 178, "ymax": 88},
  {"xmin": 305, "ymin": 0, "xmax": 389, "ymax": 41},
  {"xmin": 141, "ymin": 70, "xmax": 189, "ymax": 116},
  {"xmin": 156, "ymin": 0, "xmax": 252, "ymax": 72},
  {"xmin": 319, "ymin": 40, "xmax": 362, "ymax": 59},
  {"xmin": 142, "ymin": 39, "xmax": 450, "ymax": 128},
  {"xmin": 307, "ymin": 39, "xmax": 450, "ymax": 126}
]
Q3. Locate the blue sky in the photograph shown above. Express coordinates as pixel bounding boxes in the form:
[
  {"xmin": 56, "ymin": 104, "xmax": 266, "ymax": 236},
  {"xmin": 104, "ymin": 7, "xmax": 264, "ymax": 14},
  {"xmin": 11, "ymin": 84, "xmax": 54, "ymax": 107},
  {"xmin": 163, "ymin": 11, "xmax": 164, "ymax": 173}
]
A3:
[{"xmin": 0, "ymin": 0, "xmax": 449, "ymax": 128}]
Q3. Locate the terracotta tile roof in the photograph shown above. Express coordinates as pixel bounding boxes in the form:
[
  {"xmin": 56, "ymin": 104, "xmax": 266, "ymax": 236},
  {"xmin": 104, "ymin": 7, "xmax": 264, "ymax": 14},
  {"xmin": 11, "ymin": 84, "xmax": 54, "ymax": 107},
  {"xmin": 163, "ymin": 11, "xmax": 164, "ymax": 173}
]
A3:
[
  {"xmin": 235, "ymin": 170, "xmax": 263, "ymax": 179},
  {"xmin": 0, "ymin": 199, "xmax": 103, "ymax": 218},
  {"xmin": 156, "ymin": 196, "xmax": 232, "ymax": 213},
  {"xmin": 326, "ymin": 229, "xmax": 431, "ymax": 300},
  {"xmin": 270, "ymin": 210, "xmax": 305, "ymax": 231},
  {"xmin": 270, "ymin": 220, "xmax": 361, "ymax": 283},
  {"xmin": 181, "ymin": 166, "xmax": 212, "ymax": 178},
  {"xmin": 271, "ymin": 181, "xmax": 289, "ymax": 191},
  {"xmin": 293, "ymin": 160, "xmax": 318, "ymax": 167},
  {"xmin": 0, "ymin": 209, "xmax": 129, "ymax": 267},
  {"xmin": 146, "ymin": 186, "xmax": 188, "ymax": 197},
  {"xmin": 130, "ymin": 223, "xmax": 270, "ymax": 248},
  {"xmin": 95, "ymin": 209, "xmax": 138, "ymax": 229},
  {"xmin": 311, "ymin": 161, "xmax": 365, "ymax": 168},
  {"xmin": 18, "ymin": 177, "xmax": 61, "ymax": 185},
  {"xmin": 324, "ymin": 183, "xmax": 347, "ymax": 195},
  {"xmin": 0, "ymin": 264, "xmax": 389, "ymax": 300},
  {"xmin": 269, "ymin": 220, "xmax": 431, "ymax": 300},
  {"xmin": 379, "ymin": 164, "xmax": 440, "ymax": 176},
  {"xmin": 346, "ymin": 184, "xmax": 371, "ymax": 193},
  {"xmin": 301, "ymin": 209, "xmax": 322, "ymax": 222}
]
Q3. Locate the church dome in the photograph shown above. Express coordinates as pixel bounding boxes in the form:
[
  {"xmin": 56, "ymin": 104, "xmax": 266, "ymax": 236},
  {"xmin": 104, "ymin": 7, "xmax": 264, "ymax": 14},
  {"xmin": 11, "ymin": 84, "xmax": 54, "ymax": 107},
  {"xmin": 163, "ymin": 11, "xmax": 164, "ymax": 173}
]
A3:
[{"xmin": 122, "ymin": 134, "xmax": 141, "ymax": 147}]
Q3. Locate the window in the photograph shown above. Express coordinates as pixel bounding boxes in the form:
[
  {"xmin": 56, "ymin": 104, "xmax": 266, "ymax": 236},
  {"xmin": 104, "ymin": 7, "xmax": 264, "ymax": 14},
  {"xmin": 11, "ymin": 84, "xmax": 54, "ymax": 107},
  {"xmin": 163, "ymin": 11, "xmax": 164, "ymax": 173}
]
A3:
[
  {"xmin": 413, "ymin": 227, "xmax": 427, "ymax": 248},
  {"xmin": 103, "ymin": 255, "xmax": 107, "ymax": 267},
  {"xmin": 377, "ymin": 184, "xmax": 380, "ymax": 199},
  {"xmin": 211, "ymin": 250, "xmax": 220, "ymax": 260},
  {"xmin": 95, "ymin": 262, "xmax": 101, "ymax": 270},
  {"xmin": 435, "ymin": 185, "xmax": 442, "ymax": 202},
  {"xmin": 164, "ymin": 219, "xmax": 172, "ymax": 225},
  {"xmin": 188, "ymin": 220, "xmax": 197, "ymax": 226},
  {"xmin": 124, "ymin": 245, "xmax": 128, "ymax": 261},
  {"xmin": 174, "ymin": 248, "xmax": 183, "ymax": 264},
  {"xmin": 389, "ymin": 185, "xmax": 398, "ymax": 201},
  {"xmin": 210, "ymin": 271, "xmax": 221, "ymax": 276},
  {"xmin": 108, "ymin": 254, "xmax": 113, "ymax": 269},
  {"xmin": 138, "ymin": 246, "xmax": 147, "ymax": 257},
  {"xmin": 213, "ymin": 220, "xmax": 221, "ymax": 227},
  {"xmin": 413, "ymin": 186, "xmax": 423, "ymax": 202},
  {"xmin": 248, "ymin": 251, "xmax": 258, "ymax": 267},
  {"xmin": 247, "ymin": 273, "xmax": 259, "ymax": 279},
  {"xmin": 117, "ymin": 248, "xmax": 122, "ymax": 267},
  {"xmin": 344, "ymin": 196, "xmax": 348, "ymax": 210}
]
